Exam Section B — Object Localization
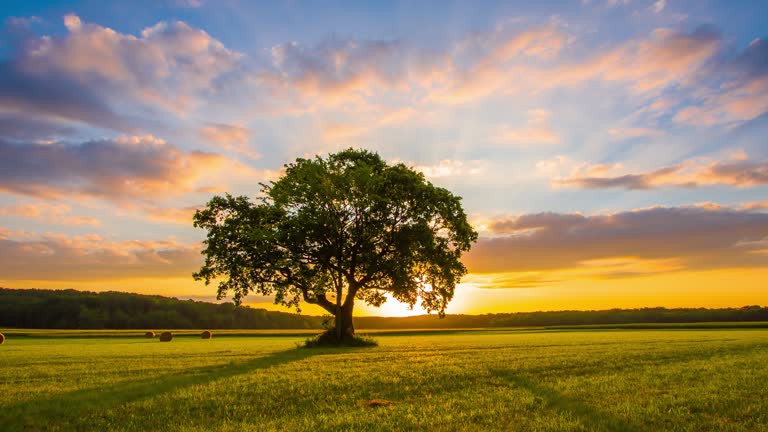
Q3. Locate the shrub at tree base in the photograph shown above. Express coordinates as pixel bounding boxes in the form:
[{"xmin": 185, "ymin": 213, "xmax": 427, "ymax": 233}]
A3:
[
  {"xmin": 144, "ymin": 331, "xmax": 155, "ymax": 338},
  {"xmin": 302, "ymin": 329, "xmax": 377, "ymax": 348},
  {"xmin": 0, "ymin": 333, "xmax": 4, "ymax": 344},
  {"xmin": 201, "ymin": 330, "xmax": 212, "ymax": 339},
  {"xmin": 159, "ymin": 331, "xmax": 173, "ymax": 342}
]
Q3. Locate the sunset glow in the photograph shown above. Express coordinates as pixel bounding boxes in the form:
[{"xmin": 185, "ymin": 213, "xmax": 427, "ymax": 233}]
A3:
[{"xmin": 1, "ymin": 1, "xmax": 767, "ymax": 315}]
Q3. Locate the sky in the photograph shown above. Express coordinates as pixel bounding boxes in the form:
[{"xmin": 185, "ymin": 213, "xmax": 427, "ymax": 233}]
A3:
[{"xmin": 0, "ymin": 0, "xmax": 767, "ymax": 316}]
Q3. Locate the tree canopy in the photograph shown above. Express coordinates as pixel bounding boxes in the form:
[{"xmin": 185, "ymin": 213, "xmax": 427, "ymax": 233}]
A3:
[{"xmin": 193, "ymin": 148, "xmax": 477, "ymax": 341}]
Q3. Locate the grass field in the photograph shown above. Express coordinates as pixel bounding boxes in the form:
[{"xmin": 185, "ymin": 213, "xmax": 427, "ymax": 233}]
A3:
[{"xmin": 1, "ymin": 328, "xmax": 767, "ymax": 431}]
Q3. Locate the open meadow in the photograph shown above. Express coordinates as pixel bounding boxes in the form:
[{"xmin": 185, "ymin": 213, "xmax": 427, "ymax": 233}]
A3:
[{"xmin": 1, "ymin": 328, "xmax": 767, "ymax": 431}]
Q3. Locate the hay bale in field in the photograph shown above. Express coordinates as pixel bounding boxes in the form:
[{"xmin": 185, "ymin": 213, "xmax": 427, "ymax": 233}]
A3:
[
  {"xmin": 201, "ymin": 330, "xmax": 212, "ymax": 339},
  {"xmin": 365, "ymin": 399, "xmax": 393, "ymax": 408},
  {"xmin": 159, "ymin": 331, "xmax": 173, "ymax": 342},
  {"xmin": 0, "ymin": 333, "xmax": 4, "ymax": 345},
  {"xmin": 144, "ymin": 331, "xmax": 155, "ymax": 338}
]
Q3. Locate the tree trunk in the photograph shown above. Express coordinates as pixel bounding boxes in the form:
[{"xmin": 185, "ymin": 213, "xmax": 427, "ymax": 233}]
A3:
[
  {"xmin": 335, "ymin": 277, "xmax": 342, "ymax": 342},
  {"xmin": 339, "ymin": 303, "xmax": 355, "ymax": 341}
]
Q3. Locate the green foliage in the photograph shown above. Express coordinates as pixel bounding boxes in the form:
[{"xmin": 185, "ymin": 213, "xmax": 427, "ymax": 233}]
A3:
[
  {"xmin": 2, "ymin": 330, "xmax": 768, "ymax": 431},
  {"xmin": 193, "ymin": 148, "xmax": 478, "ymax": 339}
]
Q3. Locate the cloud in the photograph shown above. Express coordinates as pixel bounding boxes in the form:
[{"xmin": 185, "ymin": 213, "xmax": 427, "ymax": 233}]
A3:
[
  {"xmin": 1, "ymin": 14, "xmax": 243, "ymax": 131},
  {"xmin": 429, "ymin": 25, "xmax": 566, "ymax": 104},
  {"xmin": 262, "ymin": 38, "xmax": 444, "ymax": 107},
  {"xmin": 0, "ymin": 230, "xmax": 201, "ymax": 280},
  {"xmin": 549, "ymin": 25, "xmax": 720, "ymax": 94},
  {"xmin": 651, "ymin": 0, "xmax": 666, "ymax": 13},
  {"xmin": 408, "ymin": 159, "xmax": 487, "ymax": 179},
  {"xmin": 198, "ymin": 123, "xmax": 259, "ymax": 159},
  {"xmin": 174, "ymin": 0, "xmax": 203, "ymax": 7},
  {"xmin": 740, "ymin": 201, "xmax": 768, "ymax": 211},
  {"xmin": 0, "ymin": 135, "xmax": 227, "ymax": 202},
  {"xmin": 490, "ymin": 109, "xmax": 560, "ymax": 146},
  {"xmin": 143, "ymin": 205, "xmax": 203, "ymax": 224},
  {"xmin": 493, "ymin": 126, "xmax": 559, "ymax": 145},
  {"xmin": 0, "ymin": 113, "xmax": 76, "ymax": 141},
  {"xmin": 321, "ymin": 107, "xmax": 421, "ymax": 140},
  {"xmin": 673, "ymin": 37, "xmax": 768, "ymax": 126},
  {"xmin": 0, "ymin": 59, "xmax": 131, "ymax": 131},
  {"xmin": 0, "ymin": 202, "xmax": 99, "ymax": 226},
  {"xmin": 607, "ymin": 126, "xmax": 662, "ymax": 139},
  {"xmin": 551, "ymin": 155, "xmax": 768, "ymax": 189},
  {"xmin": 427, "ymin": 25, "xmax": 722, "ymax": 108},
  {"xmin": 463, "ymin": 205, "xmax": 768, "ymax": 280}
]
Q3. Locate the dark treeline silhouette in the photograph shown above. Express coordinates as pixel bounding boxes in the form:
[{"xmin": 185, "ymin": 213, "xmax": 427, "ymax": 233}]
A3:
[
  {"xmin": 1, "ymin": 288, "xmax": 767, "ymax": 329},
  {"xmin": 357, "ymin": 306, "xmax": 768, "ymax": 329},
  {"xmin": 0, "ymin": 288, "xmax": 319, "ymax": 329}
]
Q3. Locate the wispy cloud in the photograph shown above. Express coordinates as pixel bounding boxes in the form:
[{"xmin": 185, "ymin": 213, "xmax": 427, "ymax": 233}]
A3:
[{"xmin": 548, "ymin": 155, "xmax": 768, "ymax": 190}]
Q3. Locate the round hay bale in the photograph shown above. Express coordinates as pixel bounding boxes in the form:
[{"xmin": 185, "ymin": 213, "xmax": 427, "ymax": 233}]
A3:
[
  {"xmin": 201, "ymin": 330, "xmax": 212, "ymax": 340},
  {"xmin": 144, "ymin": 331, "xmax": 155, "ymax": 338},
  {"xmin": 0, "ymin": 333, "xmax": 4, "ymax": 345},
  {"xmin": 159, "ymin": 331, "xmax": 173, "ymax": 342}
]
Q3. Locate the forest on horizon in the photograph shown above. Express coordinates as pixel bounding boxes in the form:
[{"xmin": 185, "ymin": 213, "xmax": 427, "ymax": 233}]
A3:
[{"xmin": 1, "ymin": 288, "xmax": 767, "ymax": 330}]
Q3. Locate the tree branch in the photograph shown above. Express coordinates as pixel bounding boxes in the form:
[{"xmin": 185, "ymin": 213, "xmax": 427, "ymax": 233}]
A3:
[{"xmin": 299, "ymin": 284, "xmax": 336, "ymax": 314}]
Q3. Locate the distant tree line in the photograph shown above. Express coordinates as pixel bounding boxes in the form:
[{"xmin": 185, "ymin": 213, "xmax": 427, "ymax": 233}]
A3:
[
  {"xmin": 1, "ymin": 288, "xmax": 766, "ymax": 329},
  {"xmin": 356, "ymin": 306, "xmax": 768, "ymax": 329},
  {"xmin": 0, "ymin": 288, "xmax": 320, "ymax": 329}
]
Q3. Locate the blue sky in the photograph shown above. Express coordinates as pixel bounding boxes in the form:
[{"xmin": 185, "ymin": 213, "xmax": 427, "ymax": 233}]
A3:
[{"xmin": 1, "ymin": 0, "xmax": 767, "ymax": 313}]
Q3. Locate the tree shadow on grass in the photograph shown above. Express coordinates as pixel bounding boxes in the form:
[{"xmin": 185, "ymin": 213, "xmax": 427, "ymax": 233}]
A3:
[
  {"xmin": 1, "ymin": 347, "xmax": 322, "ymax": 431},
  {"xmin": 492, "ymin": 370, "xmax": 642, "ymax": 432}
]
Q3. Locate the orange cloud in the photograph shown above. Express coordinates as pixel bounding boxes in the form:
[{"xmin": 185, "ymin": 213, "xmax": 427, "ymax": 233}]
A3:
[
  {"xmin": 740, "ymin": 201, "xmax": 768, "ymax": 211},
  {"xmin": 0, "ymin": 202, "xmax": 99, "ymax": 226},
  {"xmin": 143, "ymin": 205, "xmax": 203, "ymax": 224},
  {"xmin": 430, "ymin": 25, "xmax": 720, "ymax": 105},
  {"xmin": 198, "ymin": 123, "xmax": 259, "ymax": 159}
]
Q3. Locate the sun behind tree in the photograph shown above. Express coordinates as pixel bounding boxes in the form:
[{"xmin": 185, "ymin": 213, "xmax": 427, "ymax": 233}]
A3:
[{"xmin": 193, "ymin": 148, "xmax": 477, "ymax": 344}]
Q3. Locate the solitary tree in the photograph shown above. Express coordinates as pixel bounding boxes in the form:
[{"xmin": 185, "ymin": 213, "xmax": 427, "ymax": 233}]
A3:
[{"xmin": 193, "ymin": 149, "xmax": 477, "ymax": 343}]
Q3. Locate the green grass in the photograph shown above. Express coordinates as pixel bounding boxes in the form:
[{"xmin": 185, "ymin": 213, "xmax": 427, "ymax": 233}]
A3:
[{"xmin": 1, "ymin": 328, "xmax": 767, "ymax": 431}]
